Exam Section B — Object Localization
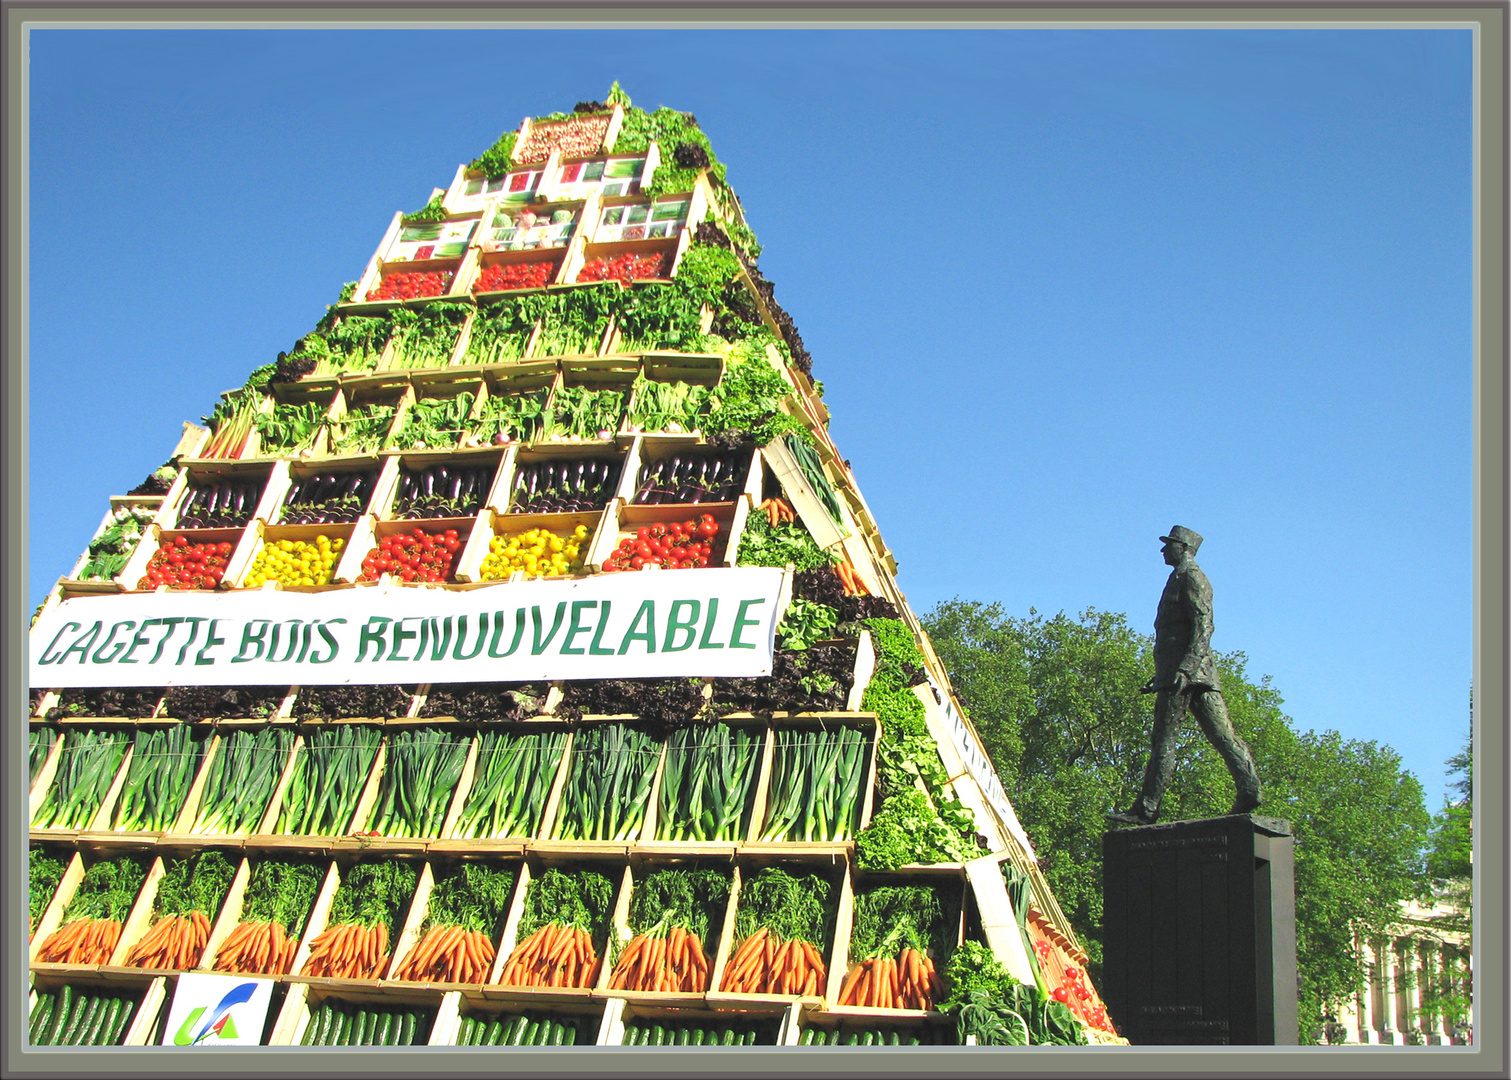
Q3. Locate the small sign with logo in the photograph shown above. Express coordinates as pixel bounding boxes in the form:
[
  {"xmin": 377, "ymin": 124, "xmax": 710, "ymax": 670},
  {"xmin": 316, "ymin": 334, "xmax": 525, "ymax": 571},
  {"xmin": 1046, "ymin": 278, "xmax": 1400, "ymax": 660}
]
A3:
[{"xmin": 160, "ymin": 973, "xmax": 275, "ymax": 1047}]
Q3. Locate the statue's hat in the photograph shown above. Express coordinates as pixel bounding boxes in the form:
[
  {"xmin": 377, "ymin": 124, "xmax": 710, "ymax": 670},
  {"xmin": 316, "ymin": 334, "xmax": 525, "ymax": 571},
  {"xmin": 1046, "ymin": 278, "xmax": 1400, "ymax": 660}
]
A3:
[{"xmin": 1159, "ymin": 526, "xmax": 1203, "ymax": 552}]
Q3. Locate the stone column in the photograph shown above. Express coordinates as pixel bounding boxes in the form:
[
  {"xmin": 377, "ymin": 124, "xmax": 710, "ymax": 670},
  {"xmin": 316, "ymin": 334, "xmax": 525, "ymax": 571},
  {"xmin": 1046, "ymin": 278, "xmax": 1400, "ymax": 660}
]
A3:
[
  {"xmin": 1354, "ymin": 945, "xmax": 1376, "ymax": 1044},
  {"xmin": 1377, "ymin": 938, "xmax": 1398, "ymax": 1044}
]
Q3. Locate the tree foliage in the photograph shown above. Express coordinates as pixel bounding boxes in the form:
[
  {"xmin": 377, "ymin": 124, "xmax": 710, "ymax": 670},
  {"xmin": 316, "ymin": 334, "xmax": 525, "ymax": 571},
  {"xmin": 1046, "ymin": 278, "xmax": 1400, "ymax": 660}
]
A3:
[{"xmin": 922, "ymin": 600, "xmax": 1431, "ymax": 1044}]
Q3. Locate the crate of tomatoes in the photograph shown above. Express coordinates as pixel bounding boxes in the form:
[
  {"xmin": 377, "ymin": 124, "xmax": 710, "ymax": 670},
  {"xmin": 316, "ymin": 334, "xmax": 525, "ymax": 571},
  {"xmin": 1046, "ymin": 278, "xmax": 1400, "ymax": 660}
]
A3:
[
  {"xmin": 137, "ymin": 536, "xmax": 236, "ymax": 591},
  {"xmin": 600, "ymin": 514, "xmax": 721, "ymax": 573},
  {"xmin": 358, "ymin": 526, "xmax": 466, "ymax": 584}
]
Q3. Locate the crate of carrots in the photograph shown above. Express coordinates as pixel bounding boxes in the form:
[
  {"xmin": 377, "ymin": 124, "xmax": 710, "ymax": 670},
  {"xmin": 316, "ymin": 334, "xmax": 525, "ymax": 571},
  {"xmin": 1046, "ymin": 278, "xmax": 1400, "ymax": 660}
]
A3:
[
  {"xmin": 120, "ymin": 849, "xmax": 239, "ymax": 971},
  {"xmin": 606, "ymin": 865, "xmax": 731, "ymax": 996},
  {"xmin": 210, "ymin": 856, "xmax": 329, "ymax": 976},
  {"xmin": 495, "ymin": 865, "xmax": 617, "ymax": 991},
  {"xmin": 389, "ymin": 860, "xmax": 519, "ymax": 984},
  {"xmin": 834, "ymin": 881, "xmax": 960, "ymax": 1012},
  {"xmin": 32, "ymin": 853, "xmax": 150, "ymax": 967},
  {"xmin": 716, "ymin": 865, "xmax": 839, "ymax": 1000},
  {"xmin": 299, "ymin": 858, "xmax": 420, "ymax": 980}
]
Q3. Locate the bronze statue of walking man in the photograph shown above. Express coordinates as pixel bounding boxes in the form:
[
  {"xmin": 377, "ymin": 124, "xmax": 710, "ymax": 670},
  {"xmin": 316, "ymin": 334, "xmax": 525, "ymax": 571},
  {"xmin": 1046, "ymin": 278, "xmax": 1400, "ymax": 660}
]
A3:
[{"xmin": 1108, "ymin": 526, "xmax": 1262, "ymax": 826}]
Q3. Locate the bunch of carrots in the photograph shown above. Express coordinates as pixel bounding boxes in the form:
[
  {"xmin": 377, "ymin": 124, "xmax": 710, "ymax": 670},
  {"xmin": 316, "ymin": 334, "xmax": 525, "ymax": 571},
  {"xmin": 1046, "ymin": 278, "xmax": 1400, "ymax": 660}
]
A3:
[
  {"xmin": 390, "ymin": 924, "xmax": 496, "ymax": 983},
  {"xmin": 125, "ymin": 911, "xmax": 211, "ymax": 970},
  {"xmin": 833, "ymin": 558, "xmax": 868, "ymax": 597},
  {"xmin": 720, "ymin": 926, "xmax": 827, "ymax": 995},
  {"xmin": 35, "ymin": 854, "xmax": 149, "ymax": 966},
  {"xmin": 757, "ymin": 497, "xmax": 796, "ymax": 529},
  {"xmin": 299, "ymin": 859, "xmax": 417, "ymax": 980},
  {"xmin": 837, "ymin": 947, "xmax": 943, "ymax": 1010},
  {"xmin": 302, "ymin": 921, "xmax": 391, "ymax": 979},
  {"xmin": 35, "ymin": 918, "xmax": 122, "ymax": 966},
  {"xmin": 609, "ymin": 923, "xmax": 710, "ymax": 993},
  {"xmin": 213, "ymin": 920, "xmax": 299, "ymax": 975},
  {"xmin": 497, "ymin": 921, "xmax": 600, "ymax": 988},
  {"xmin": 211, "ymin": 858, "xmax": 325, "ymax": 976}
]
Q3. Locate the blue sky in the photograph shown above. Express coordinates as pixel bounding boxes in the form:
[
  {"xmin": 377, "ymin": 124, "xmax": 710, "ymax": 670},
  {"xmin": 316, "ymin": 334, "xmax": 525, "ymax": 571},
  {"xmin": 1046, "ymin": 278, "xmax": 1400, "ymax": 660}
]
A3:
[{"xmin": 27, "ymin": 27, "xmax": 1473, "ymax": 805}]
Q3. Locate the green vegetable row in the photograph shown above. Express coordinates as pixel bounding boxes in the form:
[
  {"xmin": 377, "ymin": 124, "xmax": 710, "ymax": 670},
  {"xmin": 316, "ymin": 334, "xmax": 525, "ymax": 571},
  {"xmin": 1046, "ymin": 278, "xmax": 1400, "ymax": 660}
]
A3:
[
  {"xmin": 193, "ymin": 726, "xmax": 296, "ymax": 835},
  {"xmin": 455, "ymin": 1011, "xmax": 582, "ymax": 1046},
  {"xmin": 31, "ymin": 729, "xmax": 131, "ymax": 830},
  {"xmin": 111, "ymin": 723, "xmax": 206, "ymax": 832},
  {"xmin": 798, "ymin": 1025, "xmax": 951, "ymax": 1046},
  {"xmin": 29, "ymin": 985, "xmax": 139, "ymax": 1046},
  {"xmin": 300, "ymin": 999, "xmax": 431, "ymax": 1046},
  {"xmin": 621, "ymin": 1020, "xmax": 767, "ymax": 1046},
  {"xmin": 453, "ymin": 730, "xmax": 566, "ymax": 839}
]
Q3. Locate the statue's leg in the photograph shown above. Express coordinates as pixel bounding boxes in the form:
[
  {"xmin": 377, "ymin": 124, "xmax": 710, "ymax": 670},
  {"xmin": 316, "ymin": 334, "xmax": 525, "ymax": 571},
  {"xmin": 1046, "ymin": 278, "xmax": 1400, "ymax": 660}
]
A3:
[
  {"xmin": 1132, "ymin": 689, "xmax": 1183, "ymax": 819},
  {"xmin": 1191, "ymin": 689, "xmax": 1262, "ymax": 813}
]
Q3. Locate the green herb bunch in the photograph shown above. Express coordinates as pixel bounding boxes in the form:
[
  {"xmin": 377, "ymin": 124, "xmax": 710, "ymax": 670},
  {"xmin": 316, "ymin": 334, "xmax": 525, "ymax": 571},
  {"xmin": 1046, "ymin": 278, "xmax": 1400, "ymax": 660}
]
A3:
[
  {"xmin": 240, "ymin": 859, "xmax": 325, "ymax": 939},
  {"xmin": 736, "ymin": 512, "xmax": 835, "ymax": 573},
  {"xmin": 423, "ymin": 862, "xmax": 519, "ymax": 938},
  {"xmin": 733, "ymin": 867, "xmax": 835, "ymax": 949},
  {"xmin": 386, "ymin": 302, "xmax": 470, "ymax": 370},
  {"xmin": 848, "ymin": 884, "xmax": 951, "ymax": 963},
  {"xmin": 387, "ymin": 391, "xmax": 476, "ymax": 451},
  {"xmin": 519, "ymin": 868, "xmax": 616, "ymax": 952},
  {"xmin": 30, "ymin": 848, "xmax": 68, "ymax": 928},
  {"xmin": 625, "ymin": 867, "xmax": 731, "ymax": 955},
  {"xmin": 328, "ymin": 860, "xmax": 419, "ymax": 940},
  {"xmin": 62, "ymin": 856, "xmax": 150, "ymax": 924},
  {"xmin": 153, "ymin": 850, "xmax": 237, "ymax": 920}
]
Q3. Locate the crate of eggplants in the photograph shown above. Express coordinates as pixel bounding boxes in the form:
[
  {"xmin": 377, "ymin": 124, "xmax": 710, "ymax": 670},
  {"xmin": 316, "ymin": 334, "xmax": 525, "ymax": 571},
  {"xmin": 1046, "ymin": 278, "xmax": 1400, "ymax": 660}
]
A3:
[
  {"xmin": 508, "ymin": 458, "xmax": 621, "ymax": 514},
  {"xmin": 174, "ymin": 478, "xmax": 263, "ymax": 529},
  {"xmin": 279, "ymin": 470, "xmax": 376, "ymax": 525},
  {"xmin": 633, "ymin": 451, "xmax": 748, "ymax": 506},
  {"xmin": 393, "ymin": 462, "xmax": 493, "ymax": 520}
]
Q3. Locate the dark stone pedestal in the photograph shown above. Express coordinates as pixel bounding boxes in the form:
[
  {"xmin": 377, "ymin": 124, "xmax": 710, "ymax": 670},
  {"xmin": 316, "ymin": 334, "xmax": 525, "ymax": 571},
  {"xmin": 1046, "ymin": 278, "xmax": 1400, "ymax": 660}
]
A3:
[{"xmin": 1102, "ymin": 814, "xmax": 1297, "ymax": 1045}]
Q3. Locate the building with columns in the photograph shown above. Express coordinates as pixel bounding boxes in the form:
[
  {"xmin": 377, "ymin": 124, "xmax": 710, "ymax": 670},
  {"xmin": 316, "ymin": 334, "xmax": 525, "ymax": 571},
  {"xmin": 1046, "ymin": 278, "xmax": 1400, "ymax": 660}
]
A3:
[{"xmin": 1331, "ymin": 892, "xmax": 1471, "ymax": 1045}]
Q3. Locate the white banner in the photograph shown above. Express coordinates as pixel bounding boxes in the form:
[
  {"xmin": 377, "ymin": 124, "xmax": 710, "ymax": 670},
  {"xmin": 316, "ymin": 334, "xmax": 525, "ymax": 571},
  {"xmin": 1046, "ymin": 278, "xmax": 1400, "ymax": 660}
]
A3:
[
  {"xmin": 927, "ymin": 676, "xmax": 1037, "ymax": 858},
  {"xmin": 31, "ymin": 568, "xmax": 787, "ymax": 688}
]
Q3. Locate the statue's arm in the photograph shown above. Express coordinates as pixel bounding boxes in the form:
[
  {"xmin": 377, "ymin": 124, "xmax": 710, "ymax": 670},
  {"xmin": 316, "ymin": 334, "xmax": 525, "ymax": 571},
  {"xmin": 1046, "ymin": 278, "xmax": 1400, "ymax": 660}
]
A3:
[{"xmin": 1178, "ymin": 572, "xmax": 1214, "ymax": 677}]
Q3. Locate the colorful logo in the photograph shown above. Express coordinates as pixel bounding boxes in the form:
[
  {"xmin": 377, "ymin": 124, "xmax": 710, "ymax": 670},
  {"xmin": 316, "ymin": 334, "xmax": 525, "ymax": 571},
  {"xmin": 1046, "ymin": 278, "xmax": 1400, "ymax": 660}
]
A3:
[{"xmin": 172, "ymin": 982, "xmax": 257, "ymax": 1046}]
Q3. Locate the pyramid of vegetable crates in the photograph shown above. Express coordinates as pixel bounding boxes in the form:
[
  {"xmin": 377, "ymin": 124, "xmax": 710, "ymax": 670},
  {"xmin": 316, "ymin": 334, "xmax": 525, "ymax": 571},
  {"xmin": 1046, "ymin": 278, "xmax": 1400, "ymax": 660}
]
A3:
[{"xmin": 26, "ymin": 84, "xmax": 1122, "ymax": 1049}]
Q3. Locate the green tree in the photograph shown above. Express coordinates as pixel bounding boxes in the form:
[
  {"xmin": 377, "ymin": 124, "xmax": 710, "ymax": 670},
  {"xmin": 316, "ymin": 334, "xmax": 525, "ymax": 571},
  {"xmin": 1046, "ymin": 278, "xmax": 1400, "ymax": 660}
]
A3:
[
  {"xmin": 923, "ymin": 600, "xmax": 1431, "ymax": 1044},
  {"xmin": 1417, "ymin": 727, "xmax": 1472, "ymax": 1032}
]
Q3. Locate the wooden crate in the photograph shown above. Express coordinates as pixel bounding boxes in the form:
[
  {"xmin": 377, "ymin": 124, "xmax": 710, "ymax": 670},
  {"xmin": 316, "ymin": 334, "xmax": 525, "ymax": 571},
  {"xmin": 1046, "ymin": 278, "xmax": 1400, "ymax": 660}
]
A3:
[
  {"xmin": 107, "ymin": 844, "xmax": 246, "ymax": 973},
  {"xmin": 199, "ymin": 852, "xmax": 332, "ymax": 978},
  {"xmin": 154, "ymin": 461, "xmax": 275, "ymax": 532},
  {"xmin": 440, "ymin": 722, "xmax": 574, "ymax": 843},
  {"xmin": 826, "ymin": 866, "xmax": 967, "ymax": 1014},
  {"xmin": 270, "ymin": 456, "xmax": 386, "ymax": 525},
  {"xmin": 29, "ymin": 847, "xmax": 156, "ymax": 966},
  {"xmin": 760, "ymin": 438, "xmax": 851, "ymax": 551},
  {"xmin": 745, "ymin": 713, "xmax": 880, "ymax": 846},
  {"xmin": 63, "ymin": 497, "xmax": 164, "ymax": 584},
  {"xmin": 30, "ymin": 728, "xmax": 136, "ymax": 835},
  {"xmin": 381, "ymin": 855, "xmax": 526, "ymax": 987},
  {"xmin": 229, "ymin": 519, "xmax": 359, "ymax": 590},
  {"xmin": 539, "ymin": 723, "xmax": 666, "ymax": 847},
  {"xmin": 456, "ymin": 507, "xmax": 609, "ymax": 584},
  {"xmin": 288, "ymin": 852, "xmax": 422, "ymax": 981},
  {"xmin": 591, "ymin": 498, "xmax": 748, "ymax": 573},
  {"xmin": 645, "ymin": 717, "xmax": 768, "ymax": 847},
  {"xmin": 487, "ymin": 856, "xmax": 628, "ymax": 994},
  {"xmin": 271, "ymin": 978, "xmax": 448, "ymax": 1046},
  {"xmin": 705, "ymin": 857, "xmax": 842, "ymax": 1010},
  {"xmin": 29, "ymin": 849, "xmax": 86, "ymax": 963},
  {"xmin": 599, "ymin": 858, "xmax": 736, "ymax": 1001},
  {"xmin": 374, "ymin": 446, "xmax": 507, "ymax": 523},
  {"xmin": 604, "ymin": 997, "xmax": 793, "ymax": 1047},
  {"xmin": 439, "ymin": 990, "xmax": 605, "ymax": 1046},
  {"xmin": 26, "ymin": 969, "xmax": 170, "ymax": 1046}
]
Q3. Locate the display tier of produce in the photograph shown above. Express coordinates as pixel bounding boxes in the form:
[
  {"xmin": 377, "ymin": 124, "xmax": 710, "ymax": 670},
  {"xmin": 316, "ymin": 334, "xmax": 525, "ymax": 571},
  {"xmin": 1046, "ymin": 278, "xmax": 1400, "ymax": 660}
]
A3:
[{"xmin": 29, "ymin": 83, "xmax": 1117, "ymax": 1051}]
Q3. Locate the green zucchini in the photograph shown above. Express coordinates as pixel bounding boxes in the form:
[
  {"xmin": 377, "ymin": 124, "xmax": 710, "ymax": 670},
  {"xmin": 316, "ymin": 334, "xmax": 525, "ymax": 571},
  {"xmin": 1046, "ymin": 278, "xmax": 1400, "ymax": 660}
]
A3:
[
  {"xmin": 906, "ymin": 1034, "xmax": 921, "ymax": 1045},
  {"xmin": 653, "ymin": 1023, "xmax": 666, "ymax": 1046},
  {"xmin": 564, "ymin": 1022, "xmax": 578, "ymax": 1046},
  {"xmin": 692, "ymin": 1027, "xmax": 706, "ymax": 1047},
  {"xmin": 720, "ymin": 1027, "xmax": 735, "ymax": 1046},
  {"xmin": 888, "ymin": 1030, "xmax": 901, "ymax": 1045},
  {"xmin": 743, "ymin": 1029, "xmax": 756, "ymax": 1045},
  {"xmin": 92, "ymin": 997, "xmax": 123, "ymax": 1046},
  {"xmin": 397, "ymin": 1011, "xmax": 417, "ymax": 1046},
  {"xmin": 799, "ymin": 1027, "xmax": 813, "ymax": 1046},
  {"xmin": 309, "ymin": 1002, "xmax": 330, "ymax": 1045},
  {"xmin": 60, "ymin": 993, "xmax": 96, "ymax": 1046},
  {"xmin": 105, "ymin": 995, "xmax": 137, "ymax": 1045},
  {"xmin": 457, "ymin": 1016, "xmax": 474, "ymax": 1044},
  {"xmin": 29, "ymin": 992, "xmax": 55, "ymax": 1044},
  {"xmin": 77, "ymin": 995, "xmax": 108, "ymax": 1046},
  {"xmin": 334, "ymin": 1007, "xmax": 354, "ymax": 1046},
  {"xmin": 302, "ymin": 1004, "xmax": 324, "ymax": 1046},
  {"xmin": 46, "ymin": 985, "xmax": 75, "ymax": 1046},
  {"xmin": 474, "ymin": 1015, "xmax": 493, "ymax": 1046},
  {"xmin": 374, "ymin": 1012, "xmax": 393, "ymax": 1046},
  {"xmin": 505, "ymin": 1014, "xmax": 528, "ymax": 1045},
  {"xmin": 483, "ymin": 1018, "xmax": 503, "ymax": 1045},
  {"xmin": 52, "ymin": 991, "xmax": 85, "ymax": 1046},
  {"xmin": 551, "ymin": 1021, "xmax": 567, "ymax": 1046},
  {"xmin": 538, "ymin": 1019, "xmax": 555, "ymax": 1046}
]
